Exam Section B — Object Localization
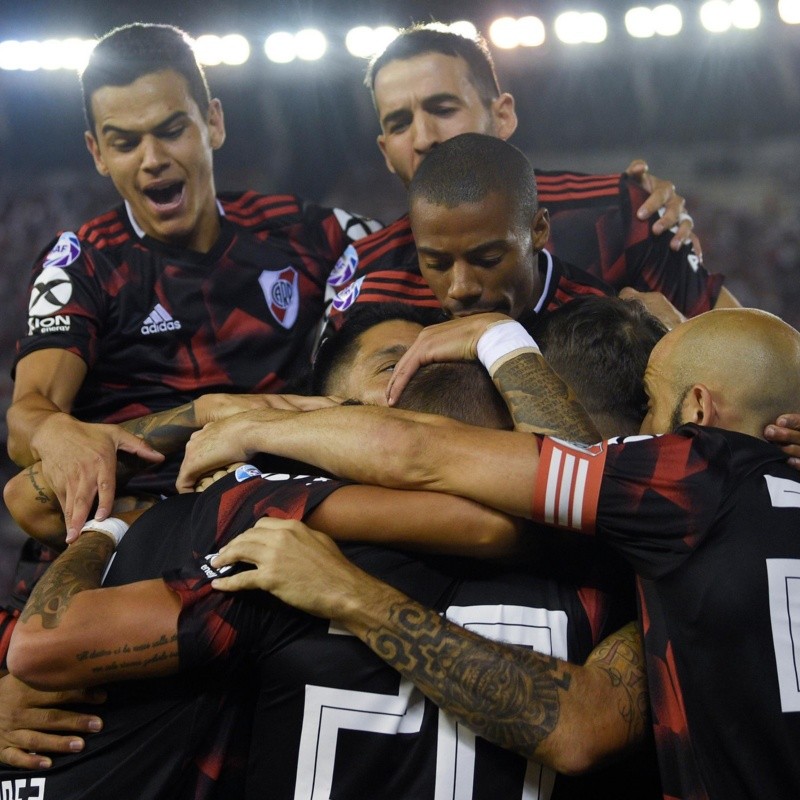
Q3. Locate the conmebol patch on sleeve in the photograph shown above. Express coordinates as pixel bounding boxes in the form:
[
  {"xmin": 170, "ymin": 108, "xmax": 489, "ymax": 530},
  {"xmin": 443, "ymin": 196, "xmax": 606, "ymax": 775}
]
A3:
[
  {"xmin": 43, "ymin": 231, "xmax": 81, "ymax": 269},
  {"xmin": 532, "ymin": 437, "xmax": 608, "ymax": 532}
]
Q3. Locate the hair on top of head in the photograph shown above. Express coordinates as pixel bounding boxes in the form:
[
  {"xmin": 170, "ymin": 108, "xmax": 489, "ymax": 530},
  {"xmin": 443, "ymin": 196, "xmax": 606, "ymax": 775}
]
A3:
[
  {"xmin": 395, "ymin": 361, "xmax": 513, "ymax": 430},
  {"xmin": 365, "ymin": 23, "xmax": 500, "ymax": 108},
  {"xmin": 80, "ymin": 23, "xmax": 211, "ymax": 132},
  {"xmin": 408, "ymin": 133, "xmax": 537, "ymax": 227},
  {"xmin": 535, "ymin": 295, "xmax": 667, "ymax": 435},
  {"xmin": 312, "ymin": 302, "xmax": 446, "ymax": 395}
]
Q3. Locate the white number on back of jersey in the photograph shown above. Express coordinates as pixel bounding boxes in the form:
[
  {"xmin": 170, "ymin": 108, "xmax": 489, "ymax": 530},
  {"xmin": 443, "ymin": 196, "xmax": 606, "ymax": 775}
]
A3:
[{"xmin": 767, "ymin": 559, "xmax": 800, "ymax": 712}]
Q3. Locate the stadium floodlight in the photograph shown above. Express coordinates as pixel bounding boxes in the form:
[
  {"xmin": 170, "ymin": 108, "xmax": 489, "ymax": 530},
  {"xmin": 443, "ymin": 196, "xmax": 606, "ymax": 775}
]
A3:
[
  {"xmin": 295, "ymin": 29, "xmax": 327, "ymax": 61},
  {"xmin": 779, "ymin": 0, "xmax": 800, "ymax": 23},
  {"xmin": 264, "ymin": 32, "xmax": 297, "ymax": 63},
  {"xmin": 489, "ymin": 16, "xmax": 546, "ymax": 49},
  {"xmin": 345, "ymin": 25, "xmax": 399, "ymax": 59},
  {"xmin": 554, "ymin": 11, "xmax": 608, "ymax": 44},
  {"xmin": 195, "ymin": 35, "xmax": 225, "ymax": 66},
  {"xmin": 701, "ymin": 0, "xmax": 761, "ymax": 31},
  {"xmin": 448, "ymin": 20, "xmax": 479, "ymax": 40},
  {"xmin": 626, "ymin": 4, "xmax": 682, "ymax": 38}
]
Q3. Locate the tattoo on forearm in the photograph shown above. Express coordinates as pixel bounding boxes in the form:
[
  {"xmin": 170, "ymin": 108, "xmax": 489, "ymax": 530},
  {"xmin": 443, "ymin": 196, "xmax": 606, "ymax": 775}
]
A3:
[
  {"xmin": 588, "ymin": 622, "xmax": 649, "ymax": 743},
  {"xmin": 493, "ymin": 353, "xmax": 600, "ymax": 443},
  {"xmin": 77, "ymin": 634, "xmax": 179, "ymax": 677},
  {"xmin": 20, "ymin": 534, "xmax": 115, "ymax": 629},
  {"xmin": 25, "ymin": 465, "xmax": 58, "ymax": 507},
  {"xmin": 117, "ymin": 402, "xmax": 198, "ymax": 482},
  {"xmin": 365, "ymin": 602, "xmax": 569, "ymax": 760}
]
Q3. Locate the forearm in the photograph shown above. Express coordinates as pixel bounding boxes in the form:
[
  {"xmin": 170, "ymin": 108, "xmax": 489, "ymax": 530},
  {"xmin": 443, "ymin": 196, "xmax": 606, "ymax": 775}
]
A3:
[
  {"xmin": 8, "ymin": 528, "xmax": 180, "ymax": 689},
  {"xmin": 491, "ymin": 351, "xmax": 601, "ymax": 443},
  {"xmin": 6, "ymin": 397, "xmax": 68, "ymax": 466},
  {"xmin": 333, "ymin": 574, "xmax": 643, "ymax": 773}
]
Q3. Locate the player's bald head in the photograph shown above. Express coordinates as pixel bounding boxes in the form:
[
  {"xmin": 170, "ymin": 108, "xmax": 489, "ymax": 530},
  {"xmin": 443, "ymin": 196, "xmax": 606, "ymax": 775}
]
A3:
[{"xmin": 645, "ymin": 308, "xmax": 800, "ymax": 438}]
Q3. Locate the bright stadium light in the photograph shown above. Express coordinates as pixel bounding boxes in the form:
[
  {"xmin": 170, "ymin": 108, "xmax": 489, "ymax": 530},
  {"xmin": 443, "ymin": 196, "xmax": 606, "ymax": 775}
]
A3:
[
  {"xmin": 626, "ymin": 5, "xmax": 682, "ymax": 38},
  {"xmin": 555, "ymin": 11, "xmax": 608, "ymax": 44},
  {"xmin": 730, "ymin": 0, "xmax": 761, "ymax": 28},
  {"xmin": 61, "ymin": 37, "xmax": 96, "ymax": 71},
  {"xmin": 779, "ymin": 0, "xmax": 800, "ymax": 23},
  {"xmin": 489, "ymin": 16, "xmax": 545, "ymax": 48},
  {"xmin": 700, "ymin": 0, "xmax": 761, "ymax": 31},
  {"xmin": 449, "ymin": 20, "xmax": 479, "ymax": 40},
  {"xmin": 489, "ymin": 17, "xmax": 521, "ymax": 49},
  {"xmin": 295, "ymin": 29, "xmax": 326, "ymax": 61},
  {"xmin": 264, "ymin": 32, "xmax": 296, "ymax": 64},
  {"xmin": 218, "ymin": 34, "xmax": 250, "ymax": 66},
  {"xmin": 345, "ymin": 25, "xmax": 398, "ymax": 59},
  {"xmin": 195, "ymin": 35, "xmax": 225, "ymax": 66}
]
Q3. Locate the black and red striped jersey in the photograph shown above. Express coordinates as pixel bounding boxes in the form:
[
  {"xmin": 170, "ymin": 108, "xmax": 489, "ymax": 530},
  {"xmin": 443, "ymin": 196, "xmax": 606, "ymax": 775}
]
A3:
[
  {"xmin": 324, "ymin": 171, "xmax": 723, "ymax": 333},
  {"xmin": 15, "ymin": 192, "xmax": 380, "ymax": 426},
  {"xmin": 532, "ymin": 426, "xmax": 800, "ymax": 800}
]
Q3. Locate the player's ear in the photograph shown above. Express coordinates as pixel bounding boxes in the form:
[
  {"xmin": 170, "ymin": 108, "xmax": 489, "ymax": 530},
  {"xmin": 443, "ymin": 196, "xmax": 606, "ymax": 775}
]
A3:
[
  {"xmin": 85, "ymin": 131, "xmax": 110, "ymax": 177},
  {"xmin": 207, "ymin": 98, "xmax": 226, "ymax": 150},
  {"xmin": 490, "ymin": 92, "xmax": 518, "ymax": 141},
  {"xmin": 683, "ymin": 384, "xmax": 717, "ymax": 427},
  {"xmin": 531, "ymin": 208, "xmax": 550, "ymax": 250}
]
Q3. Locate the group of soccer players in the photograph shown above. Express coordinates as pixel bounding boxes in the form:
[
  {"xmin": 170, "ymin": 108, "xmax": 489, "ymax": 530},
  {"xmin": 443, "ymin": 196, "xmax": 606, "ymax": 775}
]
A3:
[{"xmin": 1, "ymin": 18, "xmax": 800, "ymax": 800}]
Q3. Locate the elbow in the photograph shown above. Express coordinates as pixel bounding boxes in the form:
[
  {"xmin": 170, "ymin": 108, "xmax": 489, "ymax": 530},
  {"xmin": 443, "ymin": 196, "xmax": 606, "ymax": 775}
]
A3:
[{"xmin": 7, "ymin": 630, "xmax": 72, "ymax": 691}]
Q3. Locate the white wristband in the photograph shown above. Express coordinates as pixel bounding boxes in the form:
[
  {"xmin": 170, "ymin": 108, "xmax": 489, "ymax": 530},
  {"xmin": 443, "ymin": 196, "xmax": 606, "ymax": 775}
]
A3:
[
  {"xmin": 80, "ymin": 517, "xmax": 129, "ymax": 548},
  {"xmin": 476, "ymin": 320, "xmax": 541, "ymax": 377}
]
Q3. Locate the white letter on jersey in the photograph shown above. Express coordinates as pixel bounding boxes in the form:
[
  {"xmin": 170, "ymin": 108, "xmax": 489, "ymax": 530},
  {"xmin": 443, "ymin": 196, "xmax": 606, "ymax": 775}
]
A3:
[{"xmin": 767, "ymin": 558, "xmax": 800, "ymax": 712}]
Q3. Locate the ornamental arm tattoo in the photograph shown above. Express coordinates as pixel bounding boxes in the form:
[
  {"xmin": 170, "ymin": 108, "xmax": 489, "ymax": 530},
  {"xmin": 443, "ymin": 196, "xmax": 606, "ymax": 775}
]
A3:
[
  {"xmin": 20, "ymin": 531, "xmax": 115, "ymax": 629},
  {"xmin": 357, "ymin": 597, "xmax": 646, "ymax": 770},
  {"xmin": 491, "ymin": 352, "xmax": 601, "ymax": 444}
]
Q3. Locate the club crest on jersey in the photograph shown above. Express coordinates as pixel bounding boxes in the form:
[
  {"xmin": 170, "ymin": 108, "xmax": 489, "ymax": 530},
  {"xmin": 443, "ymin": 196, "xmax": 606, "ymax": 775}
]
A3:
[
  {"xmin": 327, "ymin": 244, "xmax": 359, "ymax": 288},
  {"xmin": 259, "ymin": 267, "xmax": 299, "ymax": 329},
  {"xmin": 29, "ymin": 267, "xmax": 73, "ymax": 317},
  {"xmin": 43, "ymin": 231, "xmax": 81, "ymax": 269},
  {"xmin": 331, "ymin": 276, "xmax": 364, "ymax": 313}
]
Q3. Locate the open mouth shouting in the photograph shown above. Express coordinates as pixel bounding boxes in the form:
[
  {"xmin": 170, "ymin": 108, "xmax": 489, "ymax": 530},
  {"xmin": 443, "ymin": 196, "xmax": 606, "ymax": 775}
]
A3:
[{"xmin": 143, "ymin": 180, "xmax": 186, "ymax": 214}]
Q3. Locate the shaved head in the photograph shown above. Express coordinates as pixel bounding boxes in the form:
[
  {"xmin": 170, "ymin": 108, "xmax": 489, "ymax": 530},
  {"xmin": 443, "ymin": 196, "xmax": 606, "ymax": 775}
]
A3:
[{"xmin": 643, "ymin": 308, "xmax": 800, "ymax": 437}]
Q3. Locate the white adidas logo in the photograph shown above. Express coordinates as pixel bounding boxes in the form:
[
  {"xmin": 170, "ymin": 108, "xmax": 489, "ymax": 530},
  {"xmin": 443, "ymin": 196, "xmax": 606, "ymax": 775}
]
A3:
[{"xmin": 141, "ymin": 303, "xmax": 182, "ymax": 335}]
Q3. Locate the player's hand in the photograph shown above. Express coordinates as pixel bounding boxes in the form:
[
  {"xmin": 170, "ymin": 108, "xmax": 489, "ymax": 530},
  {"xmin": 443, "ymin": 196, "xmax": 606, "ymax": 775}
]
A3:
[
  {"xmin": 387, "ymin": 313, "xmax": 513, "ymax": 405},
  {"xmin": 765, "ymin": 414, "xmax": 800, "ymax": 469},
  {"xmin": 177, "ymin": 408, "xmax": 296, "ymax": 494},
  {"xmin": 618, "ymin": 287, "xmax": 686, "ymax": 331},
  {"xmin": 210, "ymin": 518, "xmax": 361, "ymax": 618},
  {"xmin": 194, "ymin": 463, "xmax": 246, "ymax": 492},
  {"xmin": 194, "ymin": 393, "xmax": 341, "ymax": 425},
  {"xmin": 625, "ymin": 159, "xmax": 702, "ymax": 258},
  {"xmin": 30, "ymin": 414, "xmax": 164, "ymax": 543},
  {"xmin": 0, "ymin": 672, "xmax": 105, "ymax": 770}
]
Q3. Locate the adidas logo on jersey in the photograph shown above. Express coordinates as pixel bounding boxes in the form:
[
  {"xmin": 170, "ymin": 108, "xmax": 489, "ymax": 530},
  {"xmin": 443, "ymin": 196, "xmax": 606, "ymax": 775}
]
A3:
[{"xmin": 141, "ymin": 303, "xmax": 182, "ymax": 335}]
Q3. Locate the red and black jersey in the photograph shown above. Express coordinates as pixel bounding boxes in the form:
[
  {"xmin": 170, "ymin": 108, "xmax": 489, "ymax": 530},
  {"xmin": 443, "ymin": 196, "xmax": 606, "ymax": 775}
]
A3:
[
  {"xmin": 532, "ymin": 426, "xmax": 800, "ymax": 800},
  {"xmin": 15, "ymin": 192, "xmax": 380, "ymax": 425},
  {"xmin": 168, "ymin": 475, "xmax": 650, "ymax": 799},
  {"xmin": 324, "ymin": 170, "xmax": 723, "ymax": 333}
]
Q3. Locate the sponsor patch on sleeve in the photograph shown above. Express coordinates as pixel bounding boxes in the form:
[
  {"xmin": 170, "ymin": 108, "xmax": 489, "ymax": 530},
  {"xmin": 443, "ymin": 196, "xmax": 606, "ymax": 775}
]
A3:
[
  {"xmin": 29, "ymin": 266, "xmax": 73, "ymax": 318},
  {"xmin": 532, "ymin": 437, "xmax": 608, "ymax": 532}
]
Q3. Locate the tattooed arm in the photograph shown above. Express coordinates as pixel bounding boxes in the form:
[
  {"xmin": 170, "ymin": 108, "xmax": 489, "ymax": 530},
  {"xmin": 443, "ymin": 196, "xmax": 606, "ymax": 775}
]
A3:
[
  {"xmin": 211, "ymin": 518, "xmax": 648, "ymax": 774},
  {"xmin": 7, "ymin": 527, "xmax": 181, "ymax": 690}
]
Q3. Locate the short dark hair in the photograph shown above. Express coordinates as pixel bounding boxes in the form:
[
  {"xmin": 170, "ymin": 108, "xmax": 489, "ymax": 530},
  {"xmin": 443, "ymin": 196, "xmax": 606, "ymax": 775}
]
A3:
[
  {"xmin": 312, "ymin": 302, "xmax": 445, "ymax": 395},
  {"xmin": 365, "ymin": 24, "xmax": 500, "ymax": 110},
  {"xmin": 536, "ymin": 295, "xmax": 667, "ymax": 435},
  {"xmin": 396, "ymin": 361, "xmax": 512, "ymax": 430},
  {"xmin": 80, "ymin": 23, "xmax": 211, "ymax": 132},
  {"xmin": 408, "ymin": 133, "xmax": 538, "ymax": 230}
]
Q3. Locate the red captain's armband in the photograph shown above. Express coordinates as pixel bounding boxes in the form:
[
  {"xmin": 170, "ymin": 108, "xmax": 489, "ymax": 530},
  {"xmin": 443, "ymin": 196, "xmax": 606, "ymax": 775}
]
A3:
[{"xmin": 532, "ymin": 437, "xmax": 608, "ymax": 533}]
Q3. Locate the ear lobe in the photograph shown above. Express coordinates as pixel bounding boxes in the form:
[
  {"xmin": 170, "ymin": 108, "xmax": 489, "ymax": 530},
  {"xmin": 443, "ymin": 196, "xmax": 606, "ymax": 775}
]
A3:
[
  {"xmin": 685, "ymin": 384, "xmax": 716, "ymax": 427},
  {"xmin": 491, "ymin": 93, "xmax": 518, "ymax": 141},
  {"xmin": 84, "ymin": 131, "xmax": 109, "ymax": 177},
  {"xmin": 531, "ymin": 208, "xmax": 550, "ymax": 250},
  {"xmin": 207, "ymin": 99, "xmax": 226, "ymax": 150},
  {"xmin": 377, "ymin": 134, "xmax": 397, "ymax": 175}
]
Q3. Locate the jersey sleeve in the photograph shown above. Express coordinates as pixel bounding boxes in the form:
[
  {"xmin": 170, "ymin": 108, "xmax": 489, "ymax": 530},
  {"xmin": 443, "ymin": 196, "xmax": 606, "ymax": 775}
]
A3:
[
  {"xmin": 532, "ymin": 428, "xmax": 731, "ymax": 579},
  {"xmin": 14, "ymin": 231, "xmax": 108, "ymax": 374},
  {"xmin": 616, "ymin": 177, "xmax": 724, "ymax": 316},
  {"xmin": 164, "ymin": 469, "xmax": 346, "ymax": 671}
]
